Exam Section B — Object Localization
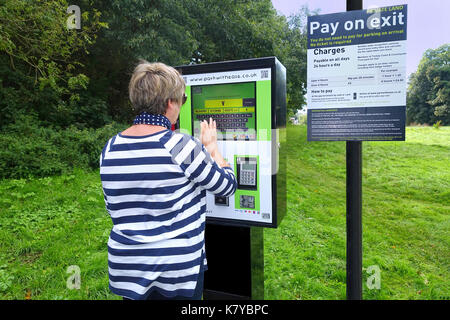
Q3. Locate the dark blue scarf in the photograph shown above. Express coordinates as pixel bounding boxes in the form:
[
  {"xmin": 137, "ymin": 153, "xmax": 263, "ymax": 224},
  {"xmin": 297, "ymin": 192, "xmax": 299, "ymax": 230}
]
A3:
[{"xmin": 133, "ymin": 112, "xmax": 172, "ymax": 130}]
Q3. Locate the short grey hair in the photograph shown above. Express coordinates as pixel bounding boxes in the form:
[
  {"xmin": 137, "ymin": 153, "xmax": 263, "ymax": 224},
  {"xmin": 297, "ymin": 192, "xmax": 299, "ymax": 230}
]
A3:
[{"xmin": 128, "ymin": 60, "xmax": 185, "ymax": 115}]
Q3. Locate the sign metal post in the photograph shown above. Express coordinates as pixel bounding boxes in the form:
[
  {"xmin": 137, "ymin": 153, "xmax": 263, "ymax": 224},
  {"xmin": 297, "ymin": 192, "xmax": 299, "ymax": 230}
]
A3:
[{"xmin": 346, "ymin": 0, "xmax": 363, "ymax": 301}]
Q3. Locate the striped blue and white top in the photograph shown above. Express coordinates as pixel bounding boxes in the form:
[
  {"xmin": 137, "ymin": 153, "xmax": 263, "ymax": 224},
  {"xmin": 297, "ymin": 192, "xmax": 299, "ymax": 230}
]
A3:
[{"xmin": 99, "ymin": 129, "xmax": 237, "ymax": 300}]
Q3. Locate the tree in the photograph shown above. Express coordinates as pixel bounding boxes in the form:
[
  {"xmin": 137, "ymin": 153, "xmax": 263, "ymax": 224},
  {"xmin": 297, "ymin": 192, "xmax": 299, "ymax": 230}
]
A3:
[
  {"xmin": 0, "ymin": 0, "xmax": 311, "ymax": 127},
  {"xmin": 82, "ymin": 0, "xmax": 303, "ymax": 122},
  {"xmin": 0, "ymin": 0, "xmax": 106, "ymax": 128},
  {"xmin": 272, "ymin": 5, "xmax": 319, "ymax": 116},
  {"xmin": 407, "ymin": 44, "xmax": 450, "ymax": 125},
  {"xmin": 276, "ymin": 7, "xmax": 310, "ymax": 116}
]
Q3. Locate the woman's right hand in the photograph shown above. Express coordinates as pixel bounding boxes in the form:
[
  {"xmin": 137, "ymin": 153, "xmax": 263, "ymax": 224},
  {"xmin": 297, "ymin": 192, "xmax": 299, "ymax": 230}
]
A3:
[
  {"xmin": 200, "ymin": 117, "xmax": 231, "ymax": 168},
  {"xmin": 200, "ymin": 118, "xmax": 218, "ymax": 157}
]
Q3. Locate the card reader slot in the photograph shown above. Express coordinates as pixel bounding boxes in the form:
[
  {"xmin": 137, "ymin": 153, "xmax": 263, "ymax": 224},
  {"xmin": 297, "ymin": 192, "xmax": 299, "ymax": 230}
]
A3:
[{"xmin": 214, "ymin": 196, "xmax": 229, "ymax": 206}]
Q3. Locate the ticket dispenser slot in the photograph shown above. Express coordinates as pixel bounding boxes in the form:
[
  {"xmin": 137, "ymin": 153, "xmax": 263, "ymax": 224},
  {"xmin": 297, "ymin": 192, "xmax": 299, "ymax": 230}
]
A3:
[{"xmin": 214, "ymin": 195, "xmax": 229, "ymax": 206}]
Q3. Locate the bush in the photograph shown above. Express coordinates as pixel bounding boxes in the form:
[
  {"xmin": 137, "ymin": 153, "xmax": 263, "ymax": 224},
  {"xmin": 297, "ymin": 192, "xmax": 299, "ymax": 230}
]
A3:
[{"xmin": 0, "ymin": 115, "xmax": 127, "ymax": 179}]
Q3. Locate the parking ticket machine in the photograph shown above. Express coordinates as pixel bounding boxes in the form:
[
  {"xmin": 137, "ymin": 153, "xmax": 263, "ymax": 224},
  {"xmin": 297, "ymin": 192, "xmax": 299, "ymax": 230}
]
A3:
[{"xmin": 176, "ymin": 57, "xmax": 286, "ymax": 299}]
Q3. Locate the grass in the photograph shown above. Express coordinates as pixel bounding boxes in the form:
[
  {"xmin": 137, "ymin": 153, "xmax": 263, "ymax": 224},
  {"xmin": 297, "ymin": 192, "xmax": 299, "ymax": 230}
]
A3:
[
  {"xmin": 0, "ymin": 170, "xmax": 118, "ymax": 300},
  {"xmin": 0, "ymin": 126, "xmax": 448, "ymax": 300},
  {"xmin": 264, "ymin": 125, "xmax": 450, "ymax": 299}
]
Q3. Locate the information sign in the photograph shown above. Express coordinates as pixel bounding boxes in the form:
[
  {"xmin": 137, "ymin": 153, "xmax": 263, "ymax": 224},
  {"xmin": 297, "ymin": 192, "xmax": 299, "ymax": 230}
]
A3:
[{"xmin": 307, "ymin": 5, "xmax": 408, "ymax": 141}]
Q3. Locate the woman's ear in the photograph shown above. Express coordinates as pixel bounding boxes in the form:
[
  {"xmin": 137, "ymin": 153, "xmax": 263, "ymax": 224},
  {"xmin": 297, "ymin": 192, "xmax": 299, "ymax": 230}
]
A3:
[
  {"xmin": 165, "ymin": 99, "xmax": 180, "ymax": 124},
  {"xmin": 166, "ymin": 98, "xmax": 178, "ymax": 113}
]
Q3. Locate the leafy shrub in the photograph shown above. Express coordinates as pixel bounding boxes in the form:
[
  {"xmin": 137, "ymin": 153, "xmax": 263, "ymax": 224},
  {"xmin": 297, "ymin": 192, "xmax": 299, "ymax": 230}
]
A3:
[{"xmin": 0, "ymin": 115, "xmax": 127, "ymax": 179}]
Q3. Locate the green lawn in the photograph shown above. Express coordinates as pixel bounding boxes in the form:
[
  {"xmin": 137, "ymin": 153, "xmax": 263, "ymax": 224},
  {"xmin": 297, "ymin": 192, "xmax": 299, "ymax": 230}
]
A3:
[
  {"xmin": 264, "ymin": 125, "xmax": 450, "ymax": 299},
  {"xmin": 0, "ymin": 170, "xmax": 117, "ymax": 299},
  {"xmin": 0, "ymin": 126, "xmax": 448, "ymax": 300}
]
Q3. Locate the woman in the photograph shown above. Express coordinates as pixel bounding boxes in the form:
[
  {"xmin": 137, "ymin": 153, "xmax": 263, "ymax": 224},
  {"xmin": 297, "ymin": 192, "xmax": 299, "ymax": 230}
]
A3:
[{"xmin": 99, "ymin": 61, "xmax": 237, "ymax": 300}]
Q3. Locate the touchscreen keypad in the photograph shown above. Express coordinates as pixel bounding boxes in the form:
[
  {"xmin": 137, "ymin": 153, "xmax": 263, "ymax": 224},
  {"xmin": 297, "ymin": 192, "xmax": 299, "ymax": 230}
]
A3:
[{"xmin": 196, "ymin": 113, "xmax": 252, "ymax": 130}]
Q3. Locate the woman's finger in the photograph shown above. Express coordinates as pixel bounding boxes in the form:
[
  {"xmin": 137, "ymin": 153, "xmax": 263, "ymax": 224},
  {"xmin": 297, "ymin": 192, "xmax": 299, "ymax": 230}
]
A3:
[
  {"xmin": 200, "ymin": 120, "xmax": 206, "ymax": 141},
  {"xmin": 200, "ymin": 120, "xmax": 204, "ymax": 137}
]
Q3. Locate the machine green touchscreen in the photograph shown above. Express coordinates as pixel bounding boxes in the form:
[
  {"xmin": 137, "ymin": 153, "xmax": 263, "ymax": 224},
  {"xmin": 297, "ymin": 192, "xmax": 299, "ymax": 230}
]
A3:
[{"xmin": 191, "ymin": 82, "xmax": 257, "ymax": 141}]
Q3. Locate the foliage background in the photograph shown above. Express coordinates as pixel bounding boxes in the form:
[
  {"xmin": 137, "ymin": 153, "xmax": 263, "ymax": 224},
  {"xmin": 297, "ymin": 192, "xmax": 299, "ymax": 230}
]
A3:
[
  {"xmin": 407, "ymin": 44, "xmax": 450, "ymax": 126},
  {"xmin": 0, "ymin": 0, "xmax": 448, "ymax": 178},
  {"xmin": 0, "ymin": 0, "xmax": 312, "ymax": 179}
]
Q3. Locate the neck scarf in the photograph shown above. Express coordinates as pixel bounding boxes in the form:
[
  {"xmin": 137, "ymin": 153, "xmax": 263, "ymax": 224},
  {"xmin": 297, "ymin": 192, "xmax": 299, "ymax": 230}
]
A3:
[{"xmin": 133, "ymin": 112, "xmax": 172, "ymax": 130}]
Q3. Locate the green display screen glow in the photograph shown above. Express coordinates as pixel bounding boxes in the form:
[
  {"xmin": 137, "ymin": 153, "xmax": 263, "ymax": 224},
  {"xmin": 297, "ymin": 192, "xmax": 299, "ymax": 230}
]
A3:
[{"xmin": 191, "ymin": 82, "xmax": 256, "ymax": 141}]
